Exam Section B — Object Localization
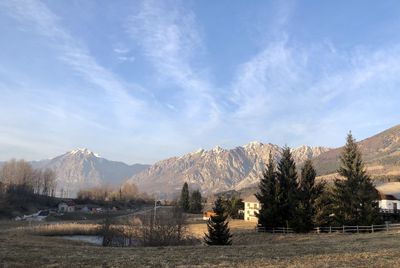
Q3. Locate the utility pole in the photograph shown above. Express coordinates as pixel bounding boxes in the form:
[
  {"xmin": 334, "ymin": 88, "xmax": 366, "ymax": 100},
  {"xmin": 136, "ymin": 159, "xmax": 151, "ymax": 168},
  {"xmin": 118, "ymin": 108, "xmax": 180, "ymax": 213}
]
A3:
[{"xmin": 153, "ymin": 196, "xmax": 157, "ymax": 226}]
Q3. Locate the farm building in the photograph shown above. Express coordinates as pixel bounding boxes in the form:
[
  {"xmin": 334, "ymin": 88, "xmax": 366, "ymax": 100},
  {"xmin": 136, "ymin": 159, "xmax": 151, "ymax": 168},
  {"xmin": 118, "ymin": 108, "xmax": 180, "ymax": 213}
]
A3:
[
  {"xmin": 58, "ymin": 201, "xmax": 75, "ymax": 213},
  {"xmin": 243, "ymin": 194, "xmax": 259, "ymax": 222},
  {"xmin": 75, "ymin": 204, "xmax": 102, "ymax": 213},
  {"xmin": 203, "ymin": 211, "xmax": 216, "ymax": 220}
]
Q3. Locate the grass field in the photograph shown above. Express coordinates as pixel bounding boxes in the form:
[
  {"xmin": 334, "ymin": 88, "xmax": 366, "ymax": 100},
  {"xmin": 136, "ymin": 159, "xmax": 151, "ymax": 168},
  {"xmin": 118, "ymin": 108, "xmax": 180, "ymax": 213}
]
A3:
[
  {"xmin": 188, "ymin": 219, "xmax": 257, "ymax": 237},
  {"xmin": 1, "ymin": 219, "xmax": 400, "ymax": 267}
]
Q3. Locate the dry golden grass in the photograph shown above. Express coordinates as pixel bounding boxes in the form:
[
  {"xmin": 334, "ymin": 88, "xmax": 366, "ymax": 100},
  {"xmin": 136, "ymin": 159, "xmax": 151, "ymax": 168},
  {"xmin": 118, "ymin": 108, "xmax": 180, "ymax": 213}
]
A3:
[
  {"xmin": 189, "ymin": 219, "xmax": 256, "ymax": 237},
  {"xmin": 28, "ymin": 223, "xmax": 101, "ymax": 236},
  {"xmin": 2, "ymin": 219, "xmax": 400, "ymax": 267}
]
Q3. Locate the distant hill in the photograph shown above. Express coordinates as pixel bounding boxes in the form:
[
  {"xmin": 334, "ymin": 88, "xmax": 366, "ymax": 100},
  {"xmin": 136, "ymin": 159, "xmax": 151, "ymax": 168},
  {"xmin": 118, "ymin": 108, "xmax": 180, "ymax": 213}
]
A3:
[{"xmin": 313, "ymin": 125, "xmax": 400, "ymax": 177}]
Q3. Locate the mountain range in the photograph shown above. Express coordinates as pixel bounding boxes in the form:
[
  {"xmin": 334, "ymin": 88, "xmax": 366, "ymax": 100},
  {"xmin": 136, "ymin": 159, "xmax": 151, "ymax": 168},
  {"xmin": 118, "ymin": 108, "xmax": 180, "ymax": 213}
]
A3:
[
  {"xmin": 125, "ymin": 125, "xmax": 400, "ymax": 197},
  {"xmin": 125, "ymin": 143, "xmax": 329, "ymax": 197},
  {"xmin": 1, "ymin": 125, "xmax": 399, "ymax": 198}
]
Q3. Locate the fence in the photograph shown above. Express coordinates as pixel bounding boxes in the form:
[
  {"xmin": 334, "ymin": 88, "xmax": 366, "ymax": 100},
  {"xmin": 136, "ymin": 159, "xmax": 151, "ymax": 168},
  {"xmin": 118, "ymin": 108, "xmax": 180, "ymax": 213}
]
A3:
[
  {"xmin": 256, "ymin": 227, "xmax": 294, "ymax": 233},
  {"xmin": 256, "ymin": 223, "xmax": 400, "ymax": 234}
]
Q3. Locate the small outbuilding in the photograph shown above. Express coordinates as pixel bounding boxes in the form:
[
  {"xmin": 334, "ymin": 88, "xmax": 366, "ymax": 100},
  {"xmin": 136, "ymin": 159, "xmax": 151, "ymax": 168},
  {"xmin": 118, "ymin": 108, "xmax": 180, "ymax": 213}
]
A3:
[
  {"xmin": 203, "ymin": 211, "xmax": 216, "ymax": 220},
  {"xmin": 58, "ymin": 201, "xmax": 75, "ymax": 213}
]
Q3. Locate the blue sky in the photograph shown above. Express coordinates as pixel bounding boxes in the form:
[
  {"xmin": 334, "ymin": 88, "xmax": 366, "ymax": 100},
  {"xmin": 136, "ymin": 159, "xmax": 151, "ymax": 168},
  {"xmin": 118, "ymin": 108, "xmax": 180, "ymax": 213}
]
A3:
[{"xmin": 0, "ymin": 0, "xmax": 399, "ymax": 164}]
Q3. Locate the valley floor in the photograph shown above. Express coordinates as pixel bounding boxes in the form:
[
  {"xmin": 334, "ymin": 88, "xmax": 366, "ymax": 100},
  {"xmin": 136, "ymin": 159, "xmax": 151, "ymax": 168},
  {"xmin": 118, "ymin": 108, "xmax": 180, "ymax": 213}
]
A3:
[{"xmin": 1, "ymin": 220, "xmax": 400, "ymax": 267}]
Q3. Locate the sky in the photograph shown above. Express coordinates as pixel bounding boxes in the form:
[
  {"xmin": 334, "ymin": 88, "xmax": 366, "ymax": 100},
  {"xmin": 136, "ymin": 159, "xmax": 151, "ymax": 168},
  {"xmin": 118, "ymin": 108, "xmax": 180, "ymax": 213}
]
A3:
[{"xmin": 0, "ymin": 0, "xmax": 399, "ymax": 164}]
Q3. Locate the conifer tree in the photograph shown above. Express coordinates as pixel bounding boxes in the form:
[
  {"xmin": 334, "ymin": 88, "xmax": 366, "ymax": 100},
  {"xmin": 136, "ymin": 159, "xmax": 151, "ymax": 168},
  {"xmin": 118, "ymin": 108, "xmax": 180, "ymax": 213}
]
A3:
[
  {"xmin": 332, "ymin": 132, "xmax": 379, "ymax": 225},
  {"xmin": 255, "ymin": 152, "xmax": 278, "ymax": 229},
  {"xmin": 295, "ymin": 160, "xmax": 324, "ymax": 232},
  {"xmin": 180, "ymin": 182, "xmax": 190, "ymax": 212},
  {"xmin": 313, "ymin": 186, "xmax": 335, "ymax": 227},
  {"xmin": 204, "ymin": 197, "xmax": 232, "ymax": 246},
  {"xmin": 276, "ymin": 146, "xmax": 298, "ymax": 228},
  {"xmin": 228, "ymin": 196, "xmax": 244, "ymax": 219},
  {"xmin": 189, "ymin": 190, "xmax": 203, "ymax": 213}
]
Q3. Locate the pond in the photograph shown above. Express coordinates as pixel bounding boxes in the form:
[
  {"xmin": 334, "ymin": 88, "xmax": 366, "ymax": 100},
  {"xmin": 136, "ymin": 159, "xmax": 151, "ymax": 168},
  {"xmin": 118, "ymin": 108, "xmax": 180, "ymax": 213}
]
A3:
[
  {"xmin": 58, "ymin": 235, "xmax": 103, "ymax": 245},
  {"xmin": 57, "ymin": 235, "xmax": 140, "ymax": 246}
]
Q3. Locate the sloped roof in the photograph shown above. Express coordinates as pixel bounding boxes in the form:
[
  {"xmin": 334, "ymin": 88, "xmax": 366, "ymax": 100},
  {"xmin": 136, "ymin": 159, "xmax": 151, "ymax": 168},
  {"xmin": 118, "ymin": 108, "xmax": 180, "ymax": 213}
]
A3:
[
  {"xmin": 376, "ymin": 182, "xmax": 400, "ymax": 200},
  {"xmin": 243, "ymin": 194, "xmax": 258, "ymax": 203},
  {"xmin": 378, "ymin": 192, "xmax": 398, "ymax": 201},
  {"xmin": 59, "ymin": 200, "xmax": 76, "ymax": 206}
]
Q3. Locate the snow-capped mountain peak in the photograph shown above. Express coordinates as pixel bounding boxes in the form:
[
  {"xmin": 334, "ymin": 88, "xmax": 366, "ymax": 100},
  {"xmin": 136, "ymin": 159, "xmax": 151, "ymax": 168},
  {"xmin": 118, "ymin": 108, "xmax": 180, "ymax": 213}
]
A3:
[{"xmin": 69, "ymin": 148, "xmax": 100, "ymax": 158}]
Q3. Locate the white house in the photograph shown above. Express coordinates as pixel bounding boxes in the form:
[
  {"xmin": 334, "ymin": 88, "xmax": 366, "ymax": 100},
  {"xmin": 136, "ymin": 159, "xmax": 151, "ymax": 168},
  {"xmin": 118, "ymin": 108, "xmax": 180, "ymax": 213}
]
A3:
[
  {"xmin": 243, "ymin": 194, "xmax": 260, "ymax": 222},
  {"xmin": 376, "ymin": 182, "xmax": 400, "ymax": 212},
  {"xmin": 58, "ymin": 201, "xmax": 75, "ymax": 213},
  {"xmin": 378, "ymin": 193, "xmax": 399, "ymax": 211}
]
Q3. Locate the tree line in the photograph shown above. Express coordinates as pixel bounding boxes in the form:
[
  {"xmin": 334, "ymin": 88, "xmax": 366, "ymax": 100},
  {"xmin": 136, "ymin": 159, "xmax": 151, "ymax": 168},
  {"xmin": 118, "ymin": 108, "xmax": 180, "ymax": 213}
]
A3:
[
  {"xmin": 0, "ymin": 159, "xmax": 57, "ymax": 197},
  {"xmin": 77, "ymin": 183, "xmax": 152, "ymax": 204},
  {"xmin": 0, "ymin": 159, "xmax": 58, "ymax": 217},
  {"xmin": 256, "ymin": 133, "xmax": 380, "ymax": 232},
  {"xmin": 179, "ymin": 182, "xmax": 203, "ymax": 214}
]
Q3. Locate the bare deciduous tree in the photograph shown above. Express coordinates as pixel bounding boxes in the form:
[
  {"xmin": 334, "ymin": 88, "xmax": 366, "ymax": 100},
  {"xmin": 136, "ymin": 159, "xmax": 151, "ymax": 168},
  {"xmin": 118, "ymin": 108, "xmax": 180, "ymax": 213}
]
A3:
[{"xmin": 0, "ymin": 159, "xmax": 57, "ymax": 196}]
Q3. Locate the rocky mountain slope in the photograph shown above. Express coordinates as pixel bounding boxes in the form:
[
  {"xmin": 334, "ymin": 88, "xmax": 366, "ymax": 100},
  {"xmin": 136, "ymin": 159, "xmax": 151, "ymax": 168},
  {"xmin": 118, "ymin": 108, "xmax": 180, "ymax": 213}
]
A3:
[
  {"xmin": 313, "ymin": 124, "xmax": 400, "ymax": 177},
  {"xmin": 125, "ymin": 143, "xmax": 330, "ymax": 197},
  {"xmin": 31, "ymin": 148, "xmax": 149, "ymax": 197}
]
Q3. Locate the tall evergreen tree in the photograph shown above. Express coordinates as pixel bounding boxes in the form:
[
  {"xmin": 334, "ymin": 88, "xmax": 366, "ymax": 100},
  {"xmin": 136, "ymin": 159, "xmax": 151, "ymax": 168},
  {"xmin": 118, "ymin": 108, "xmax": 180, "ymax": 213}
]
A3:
[
  {"xmin": 276, "ymin": 146, "xmax": 299, "ymax": 228},
  {"xmin": 313, "ymin": 186, "xmax": 335, "ymax": 227},
  {"xmin": 295, "ymin": 160, "xmax": 324, "ymax": 232},
  {"xmin": 180, "ymin": 182, "xmax": 190, "ymax": 212},
  {"xmin": 255, "ymin": 152, "xmax": 278, "ymax": 229},
  {"xmin": 332, "ymin": 132, "xmax": 379, "ymax": 226},
  {"xmin": 189, "ymin": 190, "xmax": 203, "ymax": 213},
  {"xmin": 204, "ymin": 197, "xmax": 232, "ymax": 246}
]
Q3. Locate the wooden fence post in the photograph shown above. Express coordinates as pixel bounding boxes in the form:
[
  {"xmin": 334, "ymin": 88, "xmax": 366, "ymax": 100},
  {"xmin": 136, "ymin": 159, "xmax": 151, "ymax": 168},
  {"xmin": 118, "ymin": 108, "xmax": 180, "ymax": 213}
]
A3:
[
  {"xmin": 329, "ymin": 226, "xmax": 332, "ymax": 233},
  {"xmin": 386, "ymin": 222, "xmax": 389, "ymax": 232},
  {"xmin": 342, "ymin": 225, "xmax": 345, "ymax": 233},
  {"xmin": 372, "ymin": 225, "xmax": 374, "ymax": 233},
  {"xmin": 356, "ymin": 225, "xmax": 359, "ymax": 233}
]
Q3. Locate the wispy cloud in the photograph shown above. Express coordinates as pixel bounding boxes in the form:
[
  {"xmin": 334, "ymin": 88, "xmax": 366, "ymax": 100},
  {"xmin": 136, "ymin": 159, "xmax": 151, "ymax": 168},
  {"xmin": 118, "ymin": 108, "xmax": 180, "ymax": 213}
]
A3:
[
  {"xmin": 113, "ymin": 44, "xmax": 135, "ymax": 62},
  {"xmin": 231, "ymin": 36, "xmax": 306, "ymax": 119},
  {"xmin": 1, "ymin": 0, "xmax": 400, "ymax": 162},
  {"xmin": 230, "ymin": 33, "xmax": 400, "ymax": 146},
  {"xmin": 1, "ymin": 0, "xmax": 147, "ymax": 126},
  {"xmin": 125, "ymin": 0, "xmax": 220, "ymax": 129}
]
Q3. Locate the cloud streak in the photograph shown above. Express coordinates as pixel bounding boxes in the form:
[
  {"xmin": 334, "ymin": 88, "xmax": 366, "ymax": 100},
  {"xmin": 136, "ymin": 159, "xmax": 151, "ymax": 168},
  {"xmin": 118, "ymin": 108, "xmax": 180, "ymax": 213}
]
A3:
[
  {"xmin": 125, "ymin": 0, "xmax": 220, "ymax": 129},
  {"xmin": 1, "ymin": 0, "xmax": 147, "ymax": 126}
]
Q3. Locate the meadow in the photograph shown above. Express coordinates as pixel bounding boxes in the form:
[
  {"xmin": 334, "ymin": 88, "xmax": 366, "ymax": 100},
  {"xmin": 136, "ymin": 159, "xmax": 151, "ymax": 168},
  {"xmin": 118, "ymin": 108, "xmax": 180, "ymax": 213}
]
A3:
[{"xmin": 1, "ymin": 220, "xmax": 400, "ymax": 267}]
